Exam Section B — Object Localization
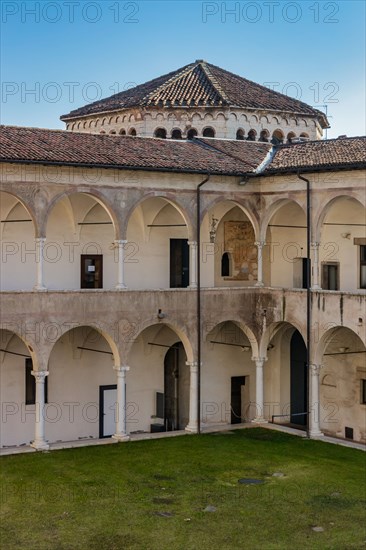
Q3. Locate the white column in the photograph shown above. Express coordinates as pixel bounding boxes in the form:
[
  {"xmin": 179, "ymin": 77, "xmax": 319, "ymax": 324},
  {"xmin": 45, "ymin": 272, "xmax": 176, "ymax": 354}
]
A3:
[
  {"xmin": 112, "ymin": 365, "xmax": 130, "ymax": 441},
  {"xmin": 30, "ymin": 370, "xmax": 49, "ymax": 450},
  {"xmin": 254, "ymin": 241, "xmax": 265, "ymax": 287},
  {"xmin": 188, "ymin": 241, "xmax": 198, "ymax": 288},
  {"xmin": 185, "ymin": 361, "xmax": 199, "ymax": 432},
  {"xmin": 34, "ymin": 237, "xmax": 47, "ymax": 291},
  {"xmin": 308, "ymin": 364, "xmax": 324, "ymax": 437},
  {"xmin": 311, "ymin": 242, "xmax": 321, "ymax": 290},
  {"xmin": 252, "ymin": 357, "xmax": 267, "ymax": 423},
  {"xmin": 115, "ymin": 240, "xmax": 127, "ymax": 290}
]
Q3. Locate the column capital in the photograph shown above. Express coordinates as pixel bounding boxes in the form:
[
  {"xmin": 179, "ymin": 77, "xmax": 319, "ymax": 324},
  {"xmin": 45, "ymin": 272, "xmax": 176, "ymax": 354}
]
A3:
[
  {"xmin": 254, "ymin": 241, "xmax": 266, "ymax": 248},
  {"xmin": 114, "ymin": 239, "xmax": 128, "ymax": 245},
  {"xmin": 310, "ymin": 364, "xmax": 322, "ymax": 376},
  {"xmin": 187, "ymin": 240, "xmax": 198, "ymax": 247},
  {"xmin": 186, "ymin": 361, "xmax": 199, "ymax": 371},
  {"xmin": 31, "ymin": 370, "xmax": 49, "ymax": 381},
  {"xmin": 252, "ymin": 356, "xmax": 267, "ymax": 365},
  {"xmin": 311, "ymin": 241, "xmax": 320, "ymax": 248},
  {"xmin": 114, "ymin": 365, "xmax": 130, "ymax": 374},
  {"xmin": 35, "ymin": 237, "xmax": 46, "ymax": 243}
]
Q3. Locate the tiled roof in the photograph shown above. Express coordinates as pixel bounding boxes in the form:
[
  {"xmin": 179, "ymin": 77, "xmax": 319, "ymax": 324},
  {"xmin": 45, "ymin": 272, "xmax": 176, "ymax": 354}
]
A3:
[
  {"xmin": 266, "ymin": 136, "xmax": 366, "ymax": 173},
  {"xmin": 0, "ymin": 125, "xmax": 264, "ymax": 175},
  {"xmin": 1, "ymin": 126, "xmax": 364, "ymax": 176},
  {"xmin": 61, "ymin": 60, "xmax": 328, "ymax": 127}
]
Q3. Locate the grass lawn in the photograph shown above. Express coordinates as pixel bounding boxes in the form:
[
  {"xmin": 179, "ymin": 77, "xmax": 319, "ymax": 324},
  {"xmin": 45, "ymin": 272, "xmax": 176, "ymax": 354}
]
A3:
[{"xmin": 1, "ymin": 429, "xmax": 365, "ymax": 549}]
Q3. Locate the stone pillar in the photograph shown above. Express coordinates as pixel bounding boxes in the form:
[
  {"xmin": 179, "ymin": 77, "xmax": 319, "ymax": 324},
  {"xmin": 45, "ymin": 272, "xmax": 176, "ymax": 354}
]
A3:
[
  {"xmin": 311, "ymin": 242, "xmax": 321, "ymax": 290},
  {"xmin": 308, "ymin": 364, "xmax": 324, "ymax": 437},
  {"xmin": 34, "ymin": 237, "xmax": 47, "ymax": 291},
  {"xmin": 115, "ymin": 240, "xmax": 127, "ymax": 290},
  {"xmin": 185, "ymin": 361, "xmax": 199, "ymax": 432},
  {"xmin": 188, "ymin": 241, "xmax": 198, "ymax": 288},
  {"xmin": 254, "ymin": 241, "xmax": 265, "ymax": 287},
  {"xmin": 112, "ymin": 366, "xmax": 130, "ymax": 441},
  {"xmin": 30, "ymin": 370, "xmax": 49, "ymax": 450},
  {"xmin": 252, "ymin": 357, "xmax": 267, "ymax": 423}
]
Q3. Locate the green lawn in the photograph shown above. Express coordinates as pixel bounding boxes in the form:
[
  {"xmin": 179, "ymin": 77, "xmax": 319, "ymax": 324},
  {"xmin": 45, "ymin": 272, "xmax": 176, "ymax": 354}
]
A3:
[{"xmin": 1, "ymin": 429, "xmax": 365, "ymax": 550}]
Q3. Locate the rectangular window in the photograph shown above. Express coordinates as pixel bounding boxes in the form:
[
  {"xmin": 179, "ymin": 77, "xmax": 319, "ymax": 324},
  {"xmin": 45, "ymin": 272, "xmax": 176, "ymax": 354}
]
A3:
[
  {"xmin": 322, "ymin": 262, "xmax": 339, "ymax": 290},
  {"xmin": 25, "ymin": 358, "xmax": 48, "ymax": 405},
  {"xmin": 361, "ymin": 379, "xmax": 366, "ymax": 404},
  {"xmin": 360, "ymin": 245, "xmax": 366, "ymax": 289}
]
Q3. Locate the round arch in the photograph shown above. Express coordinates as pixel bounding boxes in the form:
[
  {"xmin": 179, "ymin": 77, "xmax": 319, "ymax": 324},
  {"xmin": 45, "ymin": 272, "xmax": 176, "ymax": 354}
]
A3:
[
  {"xmin": 315, "ymin": 325, "xmax": 366, "ymax": 365},
  {"xmin": 314, "ymin": 194, "xmax": 365, "ymax": 243},
  {"xmin": 260, "ymin": 197, "xmax": 306, "ymax": 241},
  {"xmin": 125, "ymin": 320, "xmax": 194, "ymax": 364},
  {"xmin": 0, "ymin": 190, "xmax": 39, "ymax": 237},
  {"xmin": 0, "ymin": 327, "xmax": 41, "ymax": 371},
  {"xmin": 201, "ymin": 197, "xmax": 260, "ymax": 242},
  {"xmin": 260, "ymin": 320, "xmax": 306, "ymax": 357},
  {"xmin": 204, "ymin": 319, "xmax": 259, "ymax": 358},
  {"xmin": 123, "ymin": 192, "xmax": 194, "ymax": 241},
  {"xmin": 44, "ymin": 190, "xmax": 121, "ymax": 240}
]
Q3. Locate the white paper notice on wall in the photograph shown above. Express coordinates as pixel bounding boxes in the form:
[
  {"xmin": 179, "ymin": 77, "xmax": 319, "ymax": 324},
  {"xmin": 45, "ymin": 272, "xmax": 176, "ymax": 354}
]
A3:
[{"xmin": 88, "ymin": 266, "xmax": 95, "ymax": 272}]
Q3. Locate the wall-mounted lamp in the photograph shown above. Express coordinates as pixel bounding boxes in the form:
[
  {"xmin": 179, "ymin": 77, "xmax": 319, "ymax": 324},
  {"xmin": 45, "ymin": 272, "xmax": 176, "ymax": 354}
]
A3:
[
  {"xmin": 241, "ymin": 346, "xmax": 251, "ymax": 352},
  {"xmin": 267, "ymin": 343, "xmax": 275, "ymax": 350},
  {"xmin": 341, "ymin": 232, "xmax": 351, "ymax": 239},
  {"xmin": 157, "ymin": 309, "xmax": 166, "ymax": 320},
  {"xmin": 338, "ymin": 347, "xmax": 349, "ymax": 353},
  {"xmin": 357, "ymin": 318, "xmax": 363, "ymax": 326}
]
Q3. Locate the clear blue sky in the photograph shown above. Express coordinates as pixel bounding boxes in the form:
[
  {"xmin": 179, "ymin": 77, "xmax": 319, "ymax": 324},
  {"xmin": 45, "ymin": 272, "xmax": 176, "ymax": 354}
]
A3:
[{"xmin": 1, "ymin": 0, "xmax": 365, "ymax": 138}]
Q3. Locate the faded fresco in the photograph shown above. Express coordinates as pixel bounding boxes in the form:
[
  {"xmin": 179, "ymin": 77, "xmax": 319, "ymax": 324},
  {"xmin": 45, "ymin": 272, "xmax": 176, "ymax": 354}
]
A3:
[{"xmin": 224, "ymin": 221, "xmax": 257, "ymax": 281}]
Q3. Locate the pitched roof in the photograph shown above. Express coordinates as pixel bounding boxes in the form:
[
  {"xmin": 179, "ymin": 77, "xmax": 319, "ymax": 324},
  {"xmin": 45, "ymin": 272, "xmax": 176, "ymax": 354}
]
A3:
[
  {"xmin": 60, "ymin": 60, "xmax": 328, "ymax": 127},
  {"xmin": 1, "ymin": 126, "xmax": 364, "ymax": 177},
  {"xmin": 0, "ymin": 125, "xmax": 267, "ymax": 175},
  {"xmin": 266, "ymin": 136, "xmax": 366, "ymax": 173}
]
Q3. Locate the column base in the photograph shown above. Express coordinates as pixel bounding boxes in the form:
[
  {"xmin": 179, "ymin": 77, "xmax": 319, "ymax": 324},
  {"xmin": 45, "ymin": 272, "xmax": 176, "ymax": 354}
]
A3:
[
  {"xmin": 251, "ymin": 417, "xmax": 268, "ymax": 424},
  {"xmin": 33, "ymin": 285, "xmax": 47, "ymax": 292},
  {"xmin": 185, "ymin": 424, "xmax": 198, "ymax": 433},
  {"xmin": 311, "ymin": 285, "xmax": 321, "ymax": 291},
  {"xmin": 30, "ymin": 440, "xmax": 49, "ymax": 451},
  {"xmin": 115, "ymin": 284, "xmax": 127, "ymax": 290},
  {"xmin": 254, "ymin": 282, "xmax": 264, "ymax": 287},
  {"xmin": 112, "ymin": 433, "xmax": 130, "ymax": 442},
  {"xmin": 188, "ymin": 284, "xmax": 197, "ymax": 289},
  {"xmin": 308, "ymin": 429, "xmax": 324, "ymax": 438}
]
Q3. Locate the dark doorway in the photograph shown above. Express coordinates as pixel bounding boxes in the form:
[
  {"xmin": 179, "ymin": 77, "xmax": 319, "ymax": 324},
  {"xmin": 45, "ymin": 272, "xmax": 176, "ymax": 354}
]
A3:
[
  {"xmin": 302, "ymin": 258, "xmax": 310, "ymax": 289},
  {"xmin": 290, "ymin": 330, "xmax": 308, "ymax": 426},
  {"xmin": 231, "ymin": 376, "xmax": 245, "ymax": 424},
  {"xmin": 170, "ymin": 239, "xmax": 189, "ymax": 288},
  {"xmin": 81, "ymin": 255, "xmax": 103, "ymax": 288},
  {"xmin": 164, "ymin": 343, "xmax": 181, "ymax": 430}
]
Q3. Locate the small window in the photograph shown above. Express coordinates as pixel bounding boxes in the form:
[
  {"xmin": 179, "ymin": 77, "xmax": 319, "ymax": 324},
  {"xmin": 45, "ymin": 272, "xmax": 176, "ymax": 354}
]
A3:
[
  {"xmin": 322, "ymin": 262, "xmax": 339, "ymax": 290},
  {"xmin": 360, "ymin": 245, "xmax": 366, "ymax": 289},
  {"xmin": 259, "ymin": 130, "xmax": 270, "ymax": 142},
  {"xmin": 154, "ymin": 128, "xmax": 167, "ymax": 139},
  {"xmin": 361, "ymin": 379, "xmax": 366, "ymax": 404},
  {"xmin": 345, "ymin": 426, "xmax": 354, "ymax": 440},
  {"xmin": 187, "ymin": 128, "xmax": 198, "ymax": 140},
  {"xmin": 25, "ymin": 358, "xmax": 48, "ymax": 405},
  {"xmin": 119, "ymin": 129, "xmax": 126, "ymax": 135},
  {"xmin": 171, "ymin": 129, "xmax": 182, "ymax": 140},
  {"xmin": 129, "ymin": 128, "xmax": 137, "ymax": 136},
  {"xmin": 221, "ymin": 252, "xmax": 231, "ymax": 277},
  {"xmin": 202, "ymin": 127, "xmax": 215, "ymax": 138},
  {"xmin": 247, "ymin": 129, "xmax": 256, "ymax": 141},
  {"xmin": 236, "ymin": 129, "xmax": 245, "ymax": 140}
]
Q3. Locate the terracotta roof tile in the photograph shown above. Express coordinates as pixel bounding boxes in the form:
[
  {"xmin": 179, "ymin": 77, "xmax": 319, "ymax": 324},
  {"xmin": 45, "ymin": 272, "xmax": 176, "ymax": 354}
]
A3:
[
  {"xmin": 1, "ymin": 126, "xmax": 364, "ymax": 177},
  {"xmin": 61, "ymin": 61, "xmax": 328, "ymax": 127},
  {"xmin": 266, "ymin": 137, "xmax": 366, "ymax": 173},
  {"xmin": 0, "ymin": 125, "xmax": 258, "ymax": 175}
]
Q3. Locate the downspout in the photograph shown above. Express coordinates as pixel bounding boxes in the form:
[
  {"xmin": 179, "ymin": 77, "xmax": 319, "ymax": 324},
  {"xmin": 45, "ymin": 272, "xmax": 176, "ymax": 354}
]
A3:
[
  {"xmin": 297, "ymin": 172, "xmax": 311, "ymax": 439},
  {"xmin": 196, "ymin": 174, "xmax": 211, "ymax": 434}
]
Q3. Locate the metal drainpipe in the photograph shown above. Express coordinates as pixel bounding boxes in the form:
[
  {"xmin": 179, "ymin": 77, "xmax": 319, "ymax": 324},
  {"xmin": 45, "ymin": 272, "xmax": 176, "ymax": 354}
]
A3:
[
  {"xmin": 297, "ymin": 171, "xmax": 311, "ymax": 439},
  {"xmin": 196, "ymin": 174, "xmax": 211, "ymax": 435}
]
